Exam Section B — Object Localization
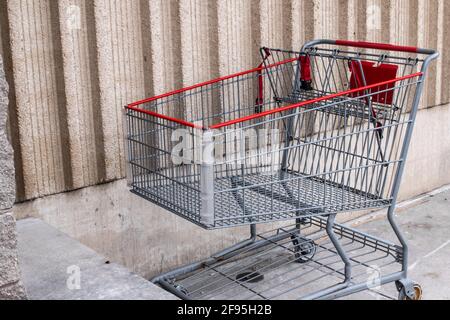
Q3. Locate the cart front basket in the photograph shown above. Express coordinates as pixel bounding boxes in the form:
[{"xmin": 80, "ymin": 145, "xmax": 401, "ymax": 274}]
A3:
[{"xmin": 125, "ymin": 40, "xmax": 429, "ymax": 229}]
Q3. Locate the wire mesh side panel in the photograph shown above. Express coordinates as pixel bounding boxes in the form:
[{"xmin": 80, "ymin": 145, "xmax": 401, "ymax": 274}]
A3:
[
  {"xmin": 125, "ymin": 108, "xmax": 202, "ymax": 223},
  {"xmin": 125, "ymin": 47, "xmax": 423, "ymax": 229},
  {"xmin": 125, "ymin": 58, "xmax": 301, "ymax": 227},
  {"xmin": 211, "ymin": 48, "xmax": 423, "ymax": 227}
]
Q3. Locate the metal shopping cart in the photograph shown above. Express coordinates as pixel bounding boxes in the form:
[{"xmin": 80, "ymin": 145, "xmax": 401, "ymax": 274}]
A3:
[{"xmin": 124, "ymin": 39, "xmax": 438, "ymax": 300}]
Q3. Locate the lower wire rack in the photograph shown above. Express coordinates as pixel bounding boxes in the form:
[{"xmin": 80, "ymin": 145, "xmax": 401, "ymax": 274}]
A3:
[{"xmin": 158, "ymin": 217, "xmax": 402, "ymax": 300}]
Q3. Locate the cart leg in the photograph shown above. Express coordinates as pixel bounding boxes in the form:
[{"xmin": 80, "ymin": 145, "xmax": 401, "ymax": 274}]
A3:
[
  {"xmin": 301, "ymin": 214, "xmax": 352, "ymax": 300},
  {"xmin": 326, "ymin": 214, "xmax": 352, "ymax": 284},
  {"xmin": 302, "ymin": 214, "xmax": 352, "ymax": 300},
  {"xmin": 387, "ymin": 204, "xmax": 408, "ymax": 275},
  {"xmin": 387, "ymin": 204, "xmax": 423, "ymax": 299},
  {"xmin": 250, "ymin": 223, "xmax": 256, "ymax": 239},
  {"xmin": 383, "ymin": 69, "xmax": 434, "ymax": 298}
]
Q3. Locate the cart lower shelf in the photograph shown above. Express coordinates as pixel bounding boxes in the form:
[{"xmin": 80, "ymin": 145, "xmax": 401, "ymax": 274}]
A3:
[{"xmin": 155, "ymin": 217, "xmax": 403, "ymax": 300}]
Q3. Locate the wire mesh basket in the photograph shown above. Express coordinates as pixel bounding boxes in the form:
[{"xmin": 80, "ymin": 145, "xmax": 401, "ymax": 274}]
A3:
[{"xmin": 126, "ymin": 41, "xmax": 424, "ymax": 230}]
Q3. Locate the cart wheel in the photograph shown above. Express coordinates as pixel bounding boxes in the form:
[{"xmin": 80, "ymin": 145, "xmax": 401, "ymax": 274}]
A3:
[
  {"xmin": 290, "ymin": 235, "xmax": 316, "ymax": 263},
  {"xmin": 174, "ymin": 284, "xmax": 189, "ymax": 296},
  {"xmin": 398, "ymin": 283, "xmax": 423, "ymax": 300}
]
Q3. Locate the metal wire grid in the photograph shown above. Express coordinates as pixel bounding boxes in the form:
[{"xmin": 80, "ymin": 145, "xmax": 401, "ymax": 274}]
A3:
[
  {"xmin": 125, "ymin": 47, "xmax": 422, "ymax": 229},
  {"xmin": 162, "ymin": 217, "xmax": 401, "ymax": 300},
  {"xmin": 126, "ymin": 110, "xmax": 202, "ymax": 221},
  {"xmin": 210, "ymin": 84, "xmax": 419, "ymax": 227},
  {"xmin": 212, "ymin": 172, "xmax": 390, "ymax": 227},
  {"xmin": 129, "ymin": 58, "xmax": 299, "ymax": 128},
  {"xmin": 125, "ymin": 59, "xmax": 300, "ymax": 227}
]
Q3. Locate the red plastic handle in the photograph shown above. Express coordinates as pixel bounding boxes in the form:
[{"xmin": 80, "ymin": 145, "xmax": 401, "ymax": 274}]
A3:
[{"xmin": 335, "ymin": 40, "xmax": 419, "ymax": 53}]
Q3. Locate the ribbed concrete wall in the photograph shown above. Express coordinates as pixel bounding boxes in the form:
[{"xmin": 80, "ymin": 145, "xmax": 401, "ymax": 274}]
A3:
[{"xmin": 0, "ymin": 0, "xmax": 448, "ymax": 201}]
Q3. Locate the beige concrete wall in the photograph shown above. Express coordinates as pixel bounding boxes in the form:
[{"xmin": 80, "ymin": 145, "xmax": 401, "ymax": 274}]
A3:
[
  {"xmin": 2, "ymin": 0, "xmax": 450, "ymax": 278},
  {"xmin": 0, "ymin": 0, "xmax": 448, "ymax": 201}
]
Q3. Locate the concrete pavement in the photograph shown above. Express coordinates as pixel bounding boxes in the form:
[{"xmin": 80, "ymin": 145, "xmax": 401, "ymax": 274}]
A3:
[
  {"xmin": 16, "ymin": 218, "xmax": 176, "ymax": 300},
  {"xmin": 16, "ymin": 187, "xmax": 450, "ymax": 300}
]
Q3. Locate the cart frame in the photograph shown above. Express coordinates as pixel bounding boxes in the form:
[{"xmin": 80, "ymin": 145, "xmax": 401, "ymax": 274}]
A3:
[{"xmin": 125, "ymin": 39, "xmax": 438, "ymax": 300}]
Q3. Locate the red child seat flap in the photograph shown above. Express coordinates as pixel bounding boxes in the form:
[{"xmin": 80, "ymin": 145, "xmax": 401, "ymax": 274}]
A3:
[{"xmin": 349, "ymin": 60, "xmax": 398, "ymax": 105}]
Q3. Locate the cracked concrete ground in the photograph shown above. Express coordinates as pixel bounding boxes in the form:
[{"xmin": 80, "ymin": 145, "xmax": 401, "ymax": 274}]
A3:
[
  {"xmin": 17, "ymin": 218, "xmax": 177, "ymax": 300},
  {"xmin": 345, "ymin": 188, "xmax": 450, "ymax": 300},
  {"xmin": 154, "ymin": 187, "xmax": 450, "ymax": 301}
]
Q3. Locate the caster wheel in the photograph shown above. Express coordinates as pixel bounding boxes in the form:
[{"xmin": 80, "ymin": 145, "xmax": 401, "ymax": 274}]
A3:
[
  {"xmin": 290, "ymin": 235, "xmax": 317, "ymax": 263},
  {"xmin": 174, "ymin": 284, "xmax": 189, "ymax": 296},
  {"xmin": 398, "ymin": 283, "xmax": 423, "ymax": 300}
]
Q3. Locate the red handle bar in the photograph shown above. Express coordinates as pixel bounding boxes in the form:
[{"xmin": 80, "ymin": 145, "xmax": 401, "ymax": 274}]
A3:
[{"xmin": 335, "ymin": 40, "xmax": 419, "ymax": 53}]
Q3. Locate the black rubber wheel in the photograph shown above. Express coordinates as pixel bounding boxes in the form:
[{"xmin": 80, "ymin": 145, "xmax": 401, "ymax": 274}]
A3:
[{"xmin": 290, "ymin": 235, "xmax": 317, "ymax": 263}]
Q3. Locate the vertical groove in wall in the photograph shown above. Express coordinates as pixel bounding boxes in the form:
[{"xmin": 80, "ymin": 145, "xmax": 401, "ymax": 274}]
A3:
[
  {"xmin": 50, "ymin": 0, "xmax": 73, "ymax": 190},
  {"xmin": 435, "ymin": 0, "xmax": 444, "ymax": 105},
  {"xmin": 179, "ymin": 0, "xmax": 219, "ymax": 86},
  {"xmin": 93, "ymin": 0, "xmax": 146, "ymax": 181},
  {"xmin": 149, "ymin": 0, "xmax": 182, "ymax": 96},
  {"xmin": 417, "ymin": 0, "xmax": 439, "ymax": 108},
  {"xmin": 92, "ymin": 0, "xmax": 117, "ymax": 181},
  {"xmin": 365, "ymin": 0, "xmax": 378, "ymax": 41},
  {"xmin": 338, "ymin": 0, "xmax": 348, "ymax": 40},
  {"xmin": 217, "ymin": 0, "xmax": 255, "ymax": 75},
  {"xmin": 0, "ymin": 1, "xmax": 26, "ymax": 201},
  {"xmin": 390, "ymin": 0, "xmax": 409, "ymax": 46},
  {"xmin": 258, "ymin": 0, "xmax": 291, "ymax": 49},
  {"xmin": 357, "ymin": 0, "xmax": 367, "ymax": 41},
  {"xmin": 408, "ymin": 0, "xmax": 419, "ymax": 46},
  {"xmin": 6, "ymin": 0, "xmax": 66, "ymax": 199},
  {"xmin": 389, "ymin": 0, "xmax": 418, "ymax": 113},
  {"xmin": 304, "ymin": 0, "xmax": 315, "ymax": 44},
  {"xmin": 314, "ymin": 0, "xmax": 341, "ymax": 40},
  {"xmin": 39, "ymin": 0, "xmax": 66, "ymax": 195},
  {"xmin": 440, "ymin": 1, "xmax": 450, "ymax": 104},
  {"xmin": 291, "ymin": 0, "xmax": 306, "ymax": 48},
  {"xmin": 250, "ymin": 0, "xmax": 262, "ymax": 66},
  {"xmin": 346, "ymin": 0, "xmax": 357, "ymax": 40},
  {"xmin": 113, "ymin": 0, "xmax": 146, "ymax": 176},
  {"xmin": 381, "ymin": 0, "xmax": 391, "ymax": 43},
  {"xmin": 208, "ymin": 0, "xmax": 221, "ymax": 122},
  {"xmin": 282, "ymin": 0, "xmax": 293, "ymax": 50},
  {"xmin": 178, "ymin": 0, "xmax": 220, "ymax": 121},
  {"xmin": 56, "ymin": 0, "xmax": 105, "ymax": 189},
  {"xmin": 85, "ymin": 0, "xmax": 106, "ymax": 183},
  {"xmin": 208, "ymin": 0, "xmax": 219, "ymax": 80},
  {"xmin": 0, "ymin": 8, "xmax": 3, "ymax": 57},
  {"xmin": 139, "ymin": 0, "xmax": 154, "ymax": 98}
]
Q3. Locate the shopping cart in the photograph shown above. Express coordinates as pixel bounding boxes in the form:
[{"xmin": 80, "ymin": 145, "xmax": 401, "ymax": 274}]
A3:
[{"xmin": 124, "ymin": 39, "xmax": 438, "ymax": 300}]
